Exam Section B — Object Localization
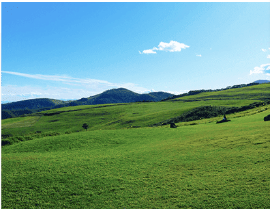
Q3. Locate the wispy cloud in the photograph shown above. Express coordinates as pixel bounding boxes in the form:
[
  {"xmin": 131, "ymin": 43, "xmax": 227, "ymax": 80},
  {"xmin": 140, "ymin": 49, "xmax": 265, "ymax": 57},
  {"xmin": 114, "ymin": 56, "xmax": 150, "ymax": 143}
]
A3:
[
  {"xmin": 262, "ymin": 49, "xmax": 267, "ymax": 52},
  {"xmin": 250, "ymin": 63, "xmax": 270, "ymax": 75},
  {"xmin": 1, "ymin": 71, "xmax": 151, "ymax": 102},
  {"xmin": 196, "ymin": 54, "xmax": 202, "ymax": 57},
  {"xmin": 267, "ymin": 55, "xmax": 270, "ymax": 59},
  {"xmin": 2, "ymin": 71, "xmax": 112, "ymax": 86},
  {"xmin": 1, "ymin": 85, "xmax": 97, "ymax": 102},
  {"xmin": 140, "ymin": 40, "xmax": 189, "ymax": 54}
]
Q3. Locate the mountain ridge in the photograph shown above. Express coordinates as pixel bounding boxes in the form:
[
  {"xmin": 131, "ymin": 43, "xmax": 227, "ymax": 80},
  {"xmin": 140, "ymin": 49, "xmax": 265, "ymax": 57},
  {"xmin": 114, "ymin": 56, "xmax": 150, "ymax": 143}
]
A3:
[{"xmin": 1, "ymin": 88, "xmax": 174, "ymax": 119}]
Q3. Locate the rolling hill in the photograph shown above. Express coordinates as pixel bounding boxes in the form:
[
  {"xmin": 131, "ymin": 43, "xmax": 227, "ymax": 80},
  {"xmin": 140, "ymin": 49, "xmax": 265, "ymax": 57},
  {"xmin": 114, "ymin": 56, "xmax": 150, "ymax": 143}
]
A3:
[
  {"xmin": 1, "ymin": 83, "xmax": 270, "ymax": 208},
  {"xmin": 2, "ymin": 82, "xmax": 268, "ymax": 120},
  {"xmin": 1, "ymin": 88, "xmax": 174, "ymax": 119},
  {"xmin": 2, "ymin": 83, "xmax": 270, "ymax": 143}
]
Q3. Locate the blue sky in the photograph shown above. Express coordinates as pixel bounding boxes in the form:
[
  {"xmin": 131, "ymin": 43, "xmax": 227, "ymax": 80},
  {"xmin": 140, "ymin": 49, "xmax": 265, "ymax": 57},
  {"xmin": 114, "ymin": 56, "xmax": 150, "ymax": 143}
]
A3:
[{"xmin": 1, "ymin": 2, "xmax": 270, "ymax": 103}]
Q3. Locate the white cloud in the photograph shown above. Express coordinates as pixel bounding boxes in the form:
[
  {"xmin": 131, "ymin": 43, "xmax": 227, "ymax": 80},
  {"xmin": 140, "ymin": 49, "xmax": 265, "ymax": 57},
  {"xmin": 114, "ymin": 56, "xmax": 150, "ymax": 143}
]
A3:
[
  {"xmin": 166, "ymin": 90, "xmax": 188, "ymax": 95},
  {"xmin": 140, "ymin": 40, "xmax": 189, "ymax": 54},
  {"xmin": 250, "ymin": 63, "xmax": 270, "ymax": 75},
  {"xmin": 267, "ymin": 55, "xmax": 270, "ymax": 59},
  {"xmin": 141, "ymin": 49, "xmax": 157, "ymax": 54},
  {"xmin": 1, "ymin": 71, "xmax": 151, "ymax": 102},
  {"xmin": 262, "ymin": 49, "xmax": 267, "ymax": 52},
  {"xmin": 196, "ymin": 54, "xmax": 202, "ymax": 57},
  {"xmin": 157, "ymin": 41, "xmax": 189, "ymax": 52}
]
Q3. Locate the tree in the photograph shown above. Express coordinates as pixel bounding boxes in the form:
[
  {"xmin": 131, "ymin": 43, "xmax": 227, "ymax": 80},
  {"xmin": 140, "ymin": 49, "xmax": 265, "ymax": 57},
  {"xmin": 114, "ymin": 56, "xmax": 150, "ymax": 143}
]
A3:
[{"xmin": 82, "ymin": 123, "xmax": 89, "ymax": 131}]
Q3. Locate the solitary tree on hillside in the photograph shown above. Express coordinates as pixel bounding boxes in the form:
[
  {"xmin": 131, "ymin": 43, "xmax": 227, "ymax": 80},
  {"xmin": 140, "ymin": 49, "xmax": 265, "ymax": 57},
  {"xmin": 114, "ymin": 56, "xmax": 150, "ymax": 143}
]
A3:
[{"xmin": 82, "ymin": 123, "xmax": 89, "ymax": 131}]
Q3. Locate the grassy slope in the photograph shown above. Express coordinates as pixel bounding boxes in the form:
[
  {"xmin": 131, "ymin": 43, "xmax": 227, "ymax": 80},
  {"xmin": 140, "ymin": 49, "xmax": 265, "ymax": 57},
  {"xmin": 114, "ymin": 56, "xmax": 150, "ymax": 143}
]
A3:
[
  {"xmin": 3, "ymin": 84, "xmax": 269, "ymax": 139},
  {"xmin": 172, "ymin": 83, "xmax": 270, "ymax": 101},
  {"xmin": 1, "ymin": 99, "xmax": 258, "ymax": 140},
  {"xmin": 1, "ymin": 116, "xmax": 41, "ymax": 129},
  {"xmin": 2, "ymin": 108, "xmax": 270, "ymax": 208}
]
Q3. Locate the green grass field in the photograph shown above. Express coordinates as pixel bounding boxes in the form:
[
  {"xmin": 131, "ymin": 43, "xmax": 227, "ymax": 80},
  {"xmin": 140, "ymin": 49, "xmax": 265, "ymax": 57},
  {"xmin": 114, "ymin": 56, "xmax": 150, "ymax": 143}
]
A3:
[
  {"xmin": 172, "ymin": 83, "xmax": 270, "ymax": 101},
  {"xmin": 2, "ymin": 84, "xmax": 270, "ymax": 208},
  {"xmin": 1, "ymin": 116, "xmax": 41, "ymax": 129},
  {"xmin": 1, "ymin": 99, "xmax": 262, "ymax": 141}
]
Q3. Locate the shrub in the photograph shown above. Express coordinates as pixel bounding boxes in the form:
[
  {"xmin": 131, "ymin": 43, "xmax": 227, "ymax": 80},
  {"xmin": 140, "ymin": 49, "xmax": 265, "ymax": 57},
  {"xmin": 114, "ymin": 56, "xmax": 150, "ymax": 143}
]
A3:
[
  {"xmin": 154, "ymin": 106, "xmax": 229, "ymax": 126},
  {"xmin": 82, "ymin": 123, "xmax": 89, "ymax": 131},
  {"xmin": 1, "ymin": 140, "xmax": 11, "ymax": 146},
  {"xmin": 16, "ymin": 136, "xmax": 24, "ymax": 141},
  {"xmin": 24, "ymin": 136, "xmax": 33, "ymax": 141}
]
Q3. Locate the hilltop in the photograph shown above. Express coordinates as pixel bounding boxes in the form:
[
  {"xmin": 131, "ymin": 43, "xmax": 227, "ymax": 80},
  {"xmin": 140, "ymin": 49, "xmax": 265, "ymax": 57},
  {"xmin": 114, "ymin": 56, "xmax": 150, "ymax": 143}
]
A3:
[{"xmin": 76, "ymin": 88, "xmax": 173, "ymax": 105}]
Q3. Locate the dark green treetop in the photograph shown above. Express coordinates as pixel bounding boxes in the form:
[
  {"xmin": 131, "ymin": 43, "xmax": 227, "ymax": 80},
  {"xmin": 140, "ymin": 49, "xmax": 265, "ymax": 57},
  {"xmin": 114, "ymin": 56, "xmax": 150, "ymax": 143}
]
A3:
[{"xmin": 82, "ymin": 123, "xmax": 89, "ymax": 131}]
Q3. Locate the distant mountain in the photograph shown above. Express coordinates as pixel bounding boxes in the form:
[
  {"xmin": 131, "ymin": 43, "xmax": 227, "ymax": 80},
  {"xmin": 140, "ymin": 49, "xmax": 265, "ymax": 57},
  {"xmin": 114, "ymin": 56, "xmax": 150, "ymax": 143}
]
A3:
[
  {"xmin": 1, "ymin": 88, "xmax": 174, "ymax": 119},
  {"xmin": 148, "ymin": 92, "xmax": 175, "ymax": 101},
  {"xmin": 1, "ymin": 98, "xmax": 66, "ymax": 111},
  {"xmin": 76, "ymin": 88, "xmax": 174, "ymax": 105},
  {"xmin": 1, "ymin": 98, "xmax": 68, "ymax": 120},
  {"xmin": 253, "ymin": 80, "xmax": 270, "ymax": 84}
]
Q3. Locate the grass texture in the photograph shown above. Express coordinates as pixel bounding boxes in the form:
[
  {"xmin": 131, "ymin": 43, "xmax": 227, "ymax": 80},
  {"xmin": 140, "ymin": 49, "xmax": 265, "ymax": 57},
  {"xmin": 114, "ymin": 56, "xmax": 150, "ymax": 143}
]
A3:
[{"xmin": 2, "ymin": 109, "xmax": 270, "ymax": 208}]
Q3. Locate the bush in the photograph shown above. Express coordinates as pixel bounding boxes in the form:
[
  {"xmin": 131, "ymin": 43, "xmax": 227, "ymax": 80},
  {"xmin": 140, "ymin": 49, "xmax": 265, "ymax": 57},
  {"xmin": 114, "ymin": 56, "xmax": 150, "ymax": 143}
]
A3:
[
  {"xmin": 16, "ymin": 136, "xmax": 24, "ymax": 141},
  {"xmin": 82, "ymin": 123, "xmax": 89, "ymax": 131},
  {"xmin": 46, "ymin": 132, "xmax": 60, "ymax": 137},
  {"xmin": 24, "ymin": 136, "xmax": 33, "ymax": 141},
  {"xmin": 1, "ymin": 140, "xmax": 11, "ymax": 146},
  {"xmin": 154, "ymin": 106, "xmax": 229, "ymax": 126},
  {"xmin": 1, "ymin": 134, "xmax": 13, "ymax": 139}
]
